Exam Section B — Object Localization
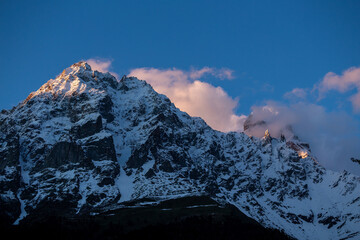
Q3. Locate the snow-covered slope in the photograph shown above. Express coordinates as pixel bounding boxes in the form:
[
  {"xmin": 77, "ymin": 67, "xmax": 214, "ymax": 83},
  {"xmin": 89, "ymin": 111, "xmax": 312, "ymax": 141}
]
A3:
[{"xmin": 0, "ymin": 62, "xmax": 359, "ymax": 239}]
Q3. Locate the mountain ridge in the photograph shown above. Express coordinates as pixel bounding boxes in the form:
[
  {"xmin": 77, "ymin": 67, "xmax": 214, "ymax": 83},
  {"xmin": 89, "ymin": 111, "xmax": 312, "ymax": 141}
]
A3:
[{"xmin": 0, "ymin": 62, "xmax": 359, "ymax": 239}]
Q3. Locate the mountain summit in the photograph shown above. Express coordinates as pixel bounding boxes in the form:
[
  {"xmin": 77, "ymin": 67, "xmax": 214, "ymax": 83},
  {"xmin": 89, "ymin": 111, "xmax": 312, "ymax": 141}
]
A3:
[{"xmin": 0, "ymin": 62, "xmax": 359, "ymax": 239}]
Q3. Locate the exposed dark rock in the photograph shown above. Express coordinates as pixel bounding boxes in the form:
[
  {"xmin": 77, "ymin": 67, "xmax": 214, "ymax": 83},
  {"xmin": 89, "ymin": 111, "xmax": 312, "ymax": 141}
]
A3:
[
  {"xmin": 71, "ymin": 115, "xmax": 102, "ymax": 139},
  {"xmin": 127, "ymin": 127, "xmax": 168, "ymax": 169},
  {"xmin": 158, "ymin": 160, "xmax": 174, "ymax": 173},
  {"xmin": 98, "ymin": 95, "xmax": 114, "ymax": 123},
  {"xmin": 127, "ymin": 146, "xmax": 149, "ymax": 169},
  {"xmin": 145, "ymin": 168, "xmax": 156, "ymax": 179},
  {"xmin": 286, "ymin": 213, "xmax": 301, "ymax": 224},
  {"xmin": 86, "ymin": 193, "xmax": 106, "ymax": 205},
  {"xmin": 43, "ymin": 142, "xmax": 87, "ymax": 169},
  {"xmin": 223, "ymin": 178, "xmax": 235, "ymax": 191},
  {"xmin": 169, "ymin": 150, "xmax": 188, "ymax": 167},
  {"xmin": 351, "ymin": 157, "xmax": 360, "ymax": 165},
  {"xmin": 208, "ymin": 141, "xmax": 223, "ymax": 160},
  {"xmin": 0, "ymin": 134, "xmax": 20, "ymax": 170},
  {"xmin": 83, "ymin": 136, "xmax": 117, "ymax": 163},
  {"xmin": 98, "ymin": 177, "xmax": 115, "ymax": 187},
  {"xmin": 318, "ymin": 216, "xmax": 340, "ymax": 229},
  {"xmin": 298, "ymin": 212, "xmax": 314, "ymax": 223},
  {"xmin": 189, "ymin": 168, "xmax": 201, "ymax": 180}
]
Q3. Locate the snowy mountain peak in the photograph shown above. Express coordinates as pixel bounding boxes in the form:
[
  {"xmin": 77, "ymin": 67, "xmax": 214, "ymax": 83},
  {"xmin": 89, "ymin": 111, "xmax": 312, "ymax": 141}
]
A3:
[
  {"xmin": 0, "ymin": 62, "xmax": 360, "ymax": 240},
  {"xmin": 22, "ymin": 62, "xmax": 119, "ymax": 105},
  {"xmin": 70, "ymin": 61, "xmax": 92, "ymax": 70},
  {"xmin": 58, "ymin": 61, "xmax": 93, "ymax": 79}
]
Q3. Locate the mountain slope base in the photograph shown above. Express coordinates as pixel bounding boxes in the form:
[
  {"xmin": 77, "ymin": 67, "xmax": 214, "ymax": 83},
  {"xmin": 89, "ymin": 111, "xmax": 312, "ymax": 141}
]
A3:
[{"xmin": 2, "ymin": 196, "xmax": 291, "ymax": 240}]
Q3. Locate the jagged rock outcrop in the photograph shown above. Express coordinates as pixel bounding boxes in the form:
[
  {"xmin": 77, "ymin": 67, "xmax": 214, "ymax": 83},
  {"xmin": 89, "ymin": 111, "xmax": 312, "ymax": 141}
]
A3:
[{"xmin": 0, "ymin": 62, "xmax": 359, "ymax": 239}]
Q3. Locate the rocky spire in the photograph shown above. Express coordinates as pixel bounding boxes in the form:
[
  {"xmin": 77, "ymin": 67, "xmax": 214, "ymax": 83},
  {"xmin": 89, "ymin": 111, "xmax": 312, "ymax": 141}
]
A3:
[{"xmin": 264, "ymin": 129, "xmax": 270, "ymax": 139}]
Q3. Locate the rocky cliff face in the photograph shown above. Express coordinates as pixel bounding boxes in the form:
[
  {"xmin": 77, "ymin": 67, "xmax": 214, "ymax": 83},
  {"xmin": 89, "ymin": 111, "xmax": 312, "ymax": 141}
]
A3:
[{"xmin": 0, "ymin": 62, "xmax": 359, "ymax": 239}]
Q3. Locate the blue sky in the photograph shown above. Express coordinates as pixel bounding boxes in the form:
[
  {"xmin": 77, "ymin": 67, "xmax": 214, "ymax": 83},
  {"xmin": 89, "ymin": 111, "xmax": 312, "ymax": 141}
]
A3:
[
  {"xmin": 0, "ymin": 0, "xmax": 359, "ymax": 112},
  {"xmin": 1, "ymin": 0, "xmax": 360, "ymax": 174}
]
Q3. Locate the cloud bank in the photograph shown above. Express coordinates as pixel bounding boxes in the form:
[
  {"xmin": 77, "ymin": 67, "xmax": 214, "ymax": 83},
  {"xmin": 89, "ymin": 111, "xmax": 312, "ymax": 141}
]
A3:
[
  {"xmin": 129, "ymin": 67, "xmax": 245, "ymax": 132},
  {"xmin": 246, "ymin": 101, "xmax": 360, "ymax": 175}
]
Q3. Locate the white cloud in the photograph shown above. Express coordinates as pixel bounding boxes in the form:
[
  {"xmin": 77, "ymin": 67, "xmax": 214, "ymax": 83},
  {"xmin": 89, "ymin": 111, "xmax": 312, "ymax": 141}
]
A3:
[
  {"xmin": 284, "ymin": 88, "xmax": 307, "ymax": 100},
  {"xmin": 86, "ymin": 58, "xmax": 119, "ymax": 80},
  {"xmin": 246, "ymin": 101, "xmax": 360, "ymax": 175},
  {"xmin": 129, "ymin": 67, "xmax": 245, "ymax": 132},
  {"xmin": 318, "ymin": 66, "xmax": 360, "ymax": 112}
]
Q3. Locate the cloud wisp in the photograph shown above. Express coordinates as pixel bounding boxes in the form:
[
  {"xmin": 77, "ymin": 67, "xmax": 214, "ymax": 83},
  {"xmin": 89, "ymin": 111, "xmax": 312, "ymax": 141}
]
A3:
[
  {"xmin": 86, "ymin": 58, "xmax": 119, "ymax": 80},
  {"xmin": 129, "ymin": 67, "xmax": 245, "ymax": 132},
  {"xmin": 284, "ymin": 88, "xmax": 308, "ymax": 100},
  {"xmin": 189, "ymin": 67, "xmax": 235, "ymax": 80}
]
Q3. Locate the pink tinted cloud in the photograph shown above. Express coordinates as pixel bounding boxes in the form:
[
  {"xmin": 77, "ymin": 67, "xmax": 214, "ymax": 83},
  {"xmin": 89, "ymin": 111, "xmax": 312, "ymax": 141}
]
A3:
[
  {"xmin": 129, "ymin": 67, "xmax": 245, "ymax": 132},
  {"xmin": 318, "ymin": 66, "xmax": 360, "ymax": 112},
  {"xmin": 189, "ymin": 67, "xmax": 213, "ymax": 79},
  {"xmin": 350, "ymin": 92, "xmax": 360, "ymax": 112}
]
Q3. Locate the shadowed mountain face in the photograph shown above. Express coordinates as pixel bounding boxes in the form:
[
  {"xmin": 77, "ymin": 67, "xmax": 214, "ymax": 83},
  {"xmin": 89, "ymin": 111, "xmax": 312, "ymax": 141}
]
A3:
[
  {"xmin": 3, "ymin": 196, "xmax": 292, "ymax": 240},
  {"xmin": 0, "ymin": 62, "xmax": 359, "ymax": 240}
]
